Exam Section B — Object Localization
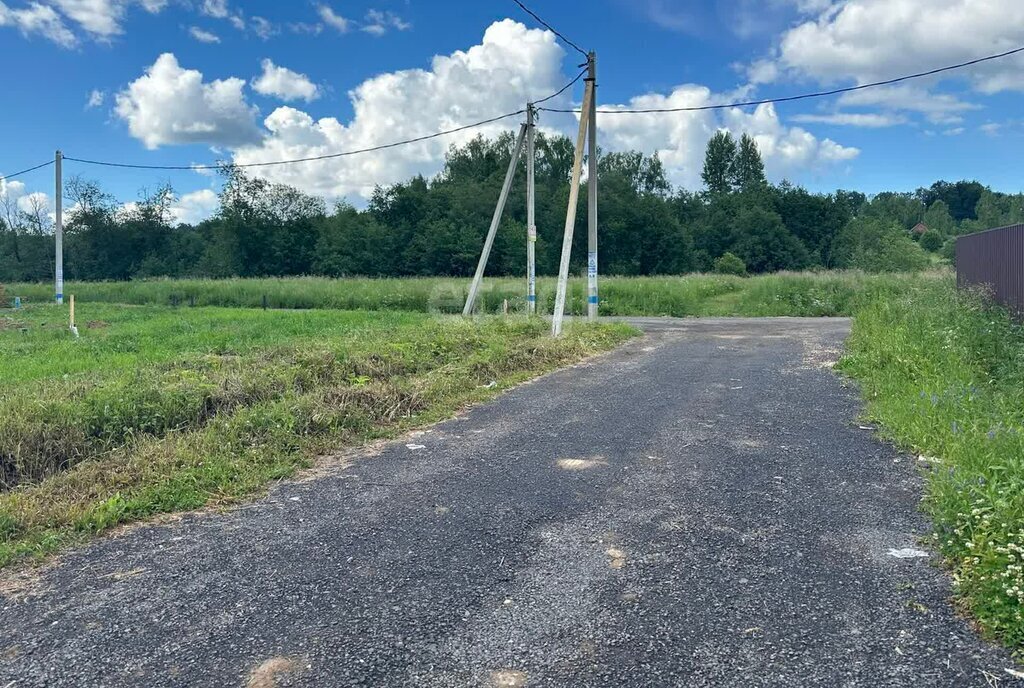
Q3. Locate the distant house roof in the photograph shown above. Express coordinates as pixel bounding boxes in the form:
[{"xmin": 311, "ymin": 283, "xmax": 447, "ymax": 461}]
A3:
[{"xmin": 911, "ymin": 222, "xmax": 929, "ymax": 234}]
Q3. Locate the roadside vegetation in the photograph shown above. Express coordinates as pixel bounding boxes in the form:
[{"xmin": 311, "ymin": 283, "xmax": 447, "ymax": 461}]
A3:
[
  {"xmin": 840, "ymin": 276, "xmax": 1024, "ymax": 650},
  {"xmin": 6, "ymin": 270, "xmax": 944, "ymax": 318},
  {"xmin": 0, "ymin": 303, "xmax": 635, "ymax": 567}
]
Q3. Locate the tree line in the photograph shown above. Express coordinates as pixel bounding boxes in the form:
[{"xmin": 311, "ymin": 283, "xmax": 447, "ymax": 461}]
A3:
[{"xmin": 2, "ymin": 130, "xmax": 1019, "ymax": 283}]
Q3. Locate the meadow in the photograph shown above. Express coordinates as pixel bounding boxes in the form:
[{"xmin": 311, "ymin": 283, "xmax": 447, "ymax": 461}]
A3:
[
  {"xmin": 0, "ymin": 303, "xmax": 634, "ymax": 566},
  {"xmin": 6, "ymin": 270, "xmax": 945, "ymax": 318},
  {"xmin": 839, "ymin": 280, "xmax": 1024, "ymax": 650}
]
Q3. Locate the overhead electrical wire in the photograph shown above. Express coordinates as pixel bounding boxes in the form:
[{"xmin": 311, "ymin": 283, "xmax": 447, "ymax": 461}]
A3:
[
  {"xmin": 63, "ymin": 69, "xmax": 591, "ymax": 173},
  {"xmin": 540, "ymin": 45, "xmax": 1024, "ymax": 114},
  {"xmin": 0, "ymin": 159, "xmax": 54, "ymax": 182},
  {"xmin": 509, "ymin": 0, "xmax": 588, "ymax": 58},
  {"xmin": 37, "ymin": 44, "xmax": 1024, "ymax": 175},
  {"xmin": 64, "ymin": 111, "xmax": 527, "ymax": 171},
  {"xmin": 532, "ymin": 69, "xmax": 589, "ymax": 105}
]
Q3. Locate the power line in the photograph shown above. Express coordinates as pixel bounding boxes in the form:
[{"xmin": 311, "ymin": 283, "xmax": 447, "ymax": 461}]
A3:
[
  {"xmin": 509, "ymin": 0, "xmax": 588, "ymax": 58},
  {"xmin": 0, "ymin": 159, "xmax": 54, "ymax": 182},
  {"xmin": 65, "ymin": 111, "xmax": 526, "ymax": 172},
  {"xmin": 533, "ymin": 69, "xmax": 587, "ymax": 106},
  {"xmin": 540, "ymin": 45, "xmax": 1024, "ymax": 114},
  {"xmin": 64, "ymin": 69, "xmax": 590, "ymax": 173}
]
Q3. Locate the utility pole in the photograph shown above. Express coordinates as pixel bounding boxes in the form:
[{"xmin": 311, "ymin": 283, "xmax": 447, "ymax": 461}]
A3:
[
  {"xmin": 551, "ymin": 75, "xmax": 594, "ymax": 337},
  {"xmin": 463, "ymin": 122, "xmax": 528, "ymax": 316},
  {"xmin": 526, "ymin": 103, "xmax": 537, "ymax": 315},
  {"xmin": 55, "ymin": 149, "xmax": 63, "ymax": 305},
  {"xmin": 586, "ymin": 52, "xmax": 599, "ymax": 321}
]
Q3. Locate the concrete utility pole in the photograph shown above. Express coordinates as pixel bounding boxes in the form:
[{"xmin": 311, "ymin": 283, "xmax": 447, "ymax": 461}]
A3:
[
  {"xmin": 55, "ymin": 149, "xmax": 63, "ymax": 305},
  {"xmin": 551, "ymin": 76, "xmax": 594, "ymax": 337},
  {"xmin": 586, "ymin": 51, "xmax": 599, "ymax": 321},
  {"xmin": 526, "ymin": 103, "xmax": 537, "ymax": 315},
  {"xmin": 463, "ymin": 122, "xmax": 528, "ymax": 316}
]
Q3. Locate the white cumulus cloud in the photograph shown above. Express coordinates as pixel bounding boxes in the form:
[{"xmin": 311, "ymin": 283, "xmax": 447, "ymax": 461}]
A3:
[
  {"xmin": 188, "ymin": 25, "xmax": 219, "ymax": 43},
  {"xmin": 754, "ymin": 0, "xmax": 1024, "ymax": 124},
  {"xmin": 228, "ymin": 20, "xmax": 854, "ymax": 198},
  {"xmin": 85, "ymin": 88, "xmax": 105, "ymax": 108},
  {"xmin": 317, "ymin": 3, "xmax": 349, "ymax": 33},
  {"xmin": 114, "ymin": 52, "xmax": 261, "ymax": 149},
  {"xmin": 252, "ymin": 59, "xmax": 320, "ymax": 102},
  {"xmin": 231, "ymin": 19, "xmax": 567, "ymax": 199},
  {"xmin": 0, "ymin": 1, "xmax": 77, "ymax": 47},
  {"xmin": 169, "ymin": 188, "xmax": 219, "ymax": 225}
]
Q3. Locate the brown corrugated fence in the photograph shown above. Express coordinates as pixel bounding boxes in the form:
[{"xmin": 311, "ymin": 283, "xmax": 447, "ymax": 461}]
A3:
[{"xmin": 956, "ymin": 223, "xmax": 1024, "ymax": 316}]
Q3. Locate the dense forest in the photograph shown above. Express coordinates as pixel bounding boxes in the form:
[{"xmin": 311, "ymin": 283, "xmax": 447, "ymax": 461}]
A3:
[{"xmin": 2, "ymin": 130, "xmax": 1021, "ymax": 282}]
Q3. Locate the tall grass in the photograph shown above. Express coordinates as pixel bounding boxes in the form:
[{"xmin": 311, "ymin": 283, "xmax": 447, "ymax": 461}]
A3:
[
  {"xmin": 6, "ymin": 271, "xmax": 947, "ymax": 317},
  {"xmin": 840, "ymin": 277, "xmax": 1024, "ymax": 649},
  {"xmin": 0, "ymin": 304, "xmax": 635, "ymax": 566}
]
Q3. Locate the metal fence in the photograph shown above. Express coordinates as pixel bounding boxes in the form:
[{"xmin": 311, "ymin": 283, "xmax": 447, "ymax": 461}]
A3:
[{"xmin": 956, "ymin": 223, "xmax": 1024, "ymax": 316}]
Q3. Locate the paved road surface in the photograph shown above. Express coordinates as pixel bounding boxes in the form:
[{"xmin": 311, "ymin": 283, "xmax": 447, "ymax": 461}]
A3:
[{"xmin": 1, "ymin": 318, "xmax": 1013, "ymax": 687}]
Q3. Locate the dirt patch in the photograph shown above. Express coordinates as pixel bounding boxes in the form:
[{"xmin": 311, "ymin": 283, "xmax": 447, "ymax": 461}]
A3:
[
  {"xmin": 0, "ymin": 317, "xmax": 25, "ymax": 331},
  {"xmin": 246, "ymin": 657, "xmax": 299, "ymax": 688},
  {"xmin": 86, "ymin": 320, "xmax": 110, "ymax": 329},
  {"xmin": 489, "ymin": 669, "xmax": 528, "ymax": 687}
]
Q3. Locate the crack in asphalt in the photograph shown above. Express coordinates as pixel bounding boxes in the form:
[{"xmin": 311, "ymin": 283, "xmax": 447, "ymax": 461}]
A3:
[{"xmin": 0, "ymin": 317, "xmax": 1013, "ymax": 686}]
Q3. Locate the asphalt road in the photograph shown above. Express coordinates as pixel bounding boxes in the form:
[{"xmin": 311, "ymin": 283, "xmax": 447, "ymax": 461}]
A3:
[{"xmin": 0, "ymin": 317, "xmax": 1014, "ymax": 687}]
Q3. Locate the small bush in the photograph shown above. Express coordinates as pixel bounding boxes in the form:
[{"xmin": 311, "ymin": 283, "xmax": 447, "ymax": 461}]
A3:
[
  {"xmin": 920, "ymin": 230, "xmax": 944, "ymax": 253},
  {"xmin": 713, "ymin": 252, "xmax": 747, "ymax": 276}
]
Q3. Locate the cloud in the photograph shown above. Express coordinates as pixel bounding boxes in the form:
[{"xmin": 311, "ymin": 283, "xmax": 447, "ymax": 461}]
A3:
[
  {"xmin": 361, "ymin": 9, "xmax": 410, "ymax": 36},
  {"xmin": 836, "ymin": 85, "xmax": 979, "ymax": 125},
  {"xmin": 229, "ymin": 20, "xmax": 854, "ymax": 199},
  {"xmin": 250, "ymin": 15, "xmax": 274, "ymax": 39},
  {"xmin": 200, "ymin": 0, "xmax": 227, "ymax": 18},
  {"xmin": 85, "ymin": 88, "xmax": 104, "ymax": 108},
  {"xmin": 115, "ymin": 52, "xmax": 261, "ymax": 149},
  {"xmin": 188, "ymin": 25, "xmax": 219, "ymax": 43},
  {"xmin": 0, "ymin": 1, "xmax": 78, "ymax": 47},
  {"xmin": 317, "ymin": 4, "xmax": 349, "ymax": 33},
  {"xmin": 0, "ymin": 0, "xmax": 166, "ymax": 46},
  {"xmin": 598, "ymin": 91, "xmax": 857, "ymax": 189},
  {"xmin": 231, "ymin": 20, "xmax": 567, "ymax": 199},
  {"xmin": 747, "ymin": 0, "xmax": 1024, "ymax": 128},
  {"xmin": 169, "ymin": 188, "xmax": 218, "ymax": 225},
  {"xmin": 252, "ymin": 59, "xmax": 320, "ymax": 102},
  {"xmin": 790, "ymin": 112, "xmax": 906, "ymax": 127}
]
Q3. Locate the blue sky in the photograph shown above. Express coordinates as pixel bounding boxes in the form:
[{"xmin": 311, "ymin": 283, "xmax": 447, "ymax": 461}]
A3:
[{"xmin": 1, "ymin": 0, "xmax": 1022, "ymax": 222}]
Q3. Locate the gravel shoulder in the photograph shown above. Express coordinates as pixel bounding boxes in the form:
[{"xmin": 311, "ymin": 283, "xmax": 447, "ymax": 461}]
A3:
[{"xmin": 0, "ymin": 317, "xmax": 1013, "ymax": 687}]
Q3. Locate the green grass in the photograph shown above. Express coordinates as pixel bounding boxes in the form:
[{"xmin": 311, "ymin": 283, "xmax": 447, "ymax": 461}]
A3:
[
  {"xmin": 0, "ymin": 303, "xmax": 636, "ymax": 567},
  {"xmin": 839, "ymin": 276, "xmax": 1024, "ymax": 651},
  {"xmin": 6, "ymin": 270, "xmax": 945, "ymax": 317}
]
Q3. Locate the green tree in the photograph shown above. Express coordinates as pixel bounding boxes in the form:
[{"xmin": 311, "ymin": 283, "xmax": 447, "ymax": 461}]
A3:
[
  {"xmin": 733, "ymin": 133, "xmax": 767, "ymax": 193},
  {"xmin": 701, "ymin": 131, "xmax": 737, "ymax": 195},
  {"xmin": 831, "ymin": 218, "xmax": 929, "ymax": 272},
  {"xmin": 922, "ymin": 200, "xmax": 955, "ymax": 236},
  {"xmin": 919, "ymin": 230, "xmax": 943, "ymax": 252}
]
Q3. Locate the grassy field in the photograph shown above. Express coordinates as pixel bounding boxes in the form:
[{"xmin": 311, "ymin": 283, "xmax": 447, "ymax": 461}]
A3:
[
  {"xmin": 840, "ymin": 279, "xmax": 1024, "ymax": 650},
  {"xmin": 0, "ymin": 303, "xmax": 635, "ymax": 567},
  {"xmin": 5, "ymin": 270, "xmax": 945, "ymax": 317}
]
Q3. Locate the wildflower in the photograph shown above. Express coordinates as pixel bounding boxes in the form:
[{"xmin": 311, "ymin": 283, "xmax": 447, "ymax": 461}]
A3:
[{"xmin": 987, "ymin": 429, "xmax": 997, "ymax": 440}]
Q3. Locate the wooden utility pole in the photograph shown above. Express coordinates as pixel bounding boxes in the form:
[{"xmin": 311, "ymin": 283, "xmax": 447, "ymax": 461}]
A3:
[
  {"xmin": 586, "ymin": 52, "xmax": 599, "ymax": 321},
  {"xmin": 463, "ymin": 123, "xmax": 528, "ymax": 316},
  {"xmin": 526, "ymin": 103, "xmax": 537, "ymax": 315},
  {"xmin": 550, "ymin": 75, "xmax": 594, "ymax": 337},
  {"xmin": 55, "ymin": 150, "xmax": 63, "ymax": 305}
]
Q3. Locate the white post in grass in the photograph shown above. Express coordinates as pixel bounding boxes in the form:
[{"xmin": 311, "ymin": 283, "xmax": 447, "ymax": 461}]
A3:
[
  {"xmin": 463, "ymin": 122, "xmax": 528, "ymax": 316},
  {"xmin": 55, "ymin": 150, "xmax": 64, "ymax": 305},
  {"xmin": 550, "ymin": 78, "xmax": 594, "ymax": 337},
  {"xmin": 526, "ymin": 103, "xmax": 537, "ymax": 315}
]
